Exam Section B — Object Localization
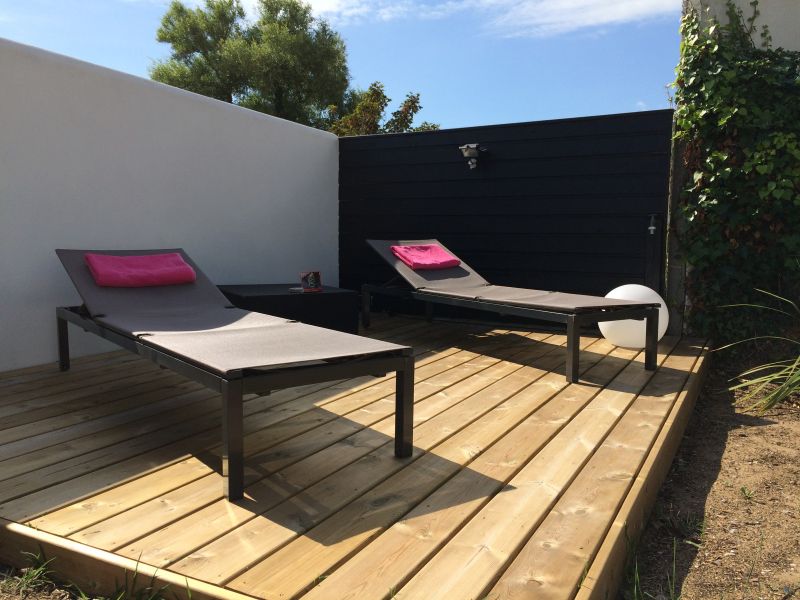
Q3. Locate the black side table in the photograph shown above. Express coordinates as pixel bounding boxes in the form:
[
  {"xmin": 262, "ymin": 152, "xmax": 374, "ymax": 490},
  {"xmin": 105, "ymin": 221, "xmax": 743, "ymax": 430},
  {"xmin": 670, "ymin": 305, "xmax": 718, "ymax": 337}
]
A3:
[{"xmin": 219, "ymin": 284, "xmax": 360, "ymax": 334}]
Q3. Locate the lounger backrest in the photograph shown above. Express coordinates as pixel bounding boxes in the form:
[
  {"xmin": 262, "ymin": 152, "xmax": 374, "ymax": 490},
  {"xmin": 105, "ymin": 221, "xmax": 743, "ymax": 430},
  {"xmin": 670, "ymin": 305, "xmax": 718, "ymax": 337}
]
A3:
[
  {"xmin": 367, "ymin": 239, "xmax": 489, "ymax": 291},
  {"xmin": 56, "ymin": 248, "xmax": 230, "ymax": 317}
]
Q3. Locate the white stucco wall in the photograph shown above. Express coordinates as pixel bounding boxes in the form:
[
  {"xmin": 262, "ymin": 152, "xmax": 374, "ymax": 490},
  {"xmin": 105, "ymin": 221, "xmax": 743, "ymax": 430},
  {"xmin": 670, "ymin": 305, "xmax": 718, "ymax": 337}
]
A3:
[
  {"xmin": 0, "ymin": 38, "xmax": 340, "ymax": 371},
  {"xmin": 688, "ymin": 0, "xmax": 800, "ymax": 51}
]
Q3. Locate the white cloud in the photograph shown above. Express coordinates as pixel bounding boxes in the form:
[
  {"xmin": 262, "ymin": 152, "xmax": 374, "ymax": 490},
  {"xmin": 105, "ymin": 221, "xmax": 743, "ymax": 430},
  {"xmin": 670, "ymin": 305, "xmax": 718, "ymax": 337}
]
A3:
[
  {"xmin": 482, "ymin": 0, "xmax": 680, "ymax": 37},
  {"xmin": 121, "ymin": 0, "xmax": 681, "ymax": 36},
  {"xmin": 306, "ymin": 0, "xmax": 681, "ymax": 36},
  {"xmin": 304, "ymin": 0, "xmax": 462, "ymax": 24}
]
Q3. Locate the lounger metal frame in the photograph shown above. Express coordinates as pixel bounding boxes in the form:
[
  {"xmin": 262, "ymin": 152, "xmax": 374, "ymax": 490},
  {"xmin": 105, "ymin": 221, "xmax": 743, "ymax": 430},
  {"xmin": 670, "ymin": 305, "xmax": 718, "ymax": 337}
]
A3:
[
  {"xmin": 360, "ymin": 284, "xmax": 658, "ymax": 383},
  {"xmin": 56, "ymin": 305, "xmax": 414, "ymax": 501}
]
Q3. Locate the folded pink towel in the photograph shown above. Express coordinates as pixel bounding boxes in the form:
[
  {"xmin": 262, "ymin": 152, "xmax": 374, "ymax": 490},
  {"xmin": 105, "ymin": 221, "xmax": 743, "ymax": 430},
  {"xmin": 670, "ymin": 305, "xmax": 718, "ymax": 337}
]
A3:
[
  {"xmin": 390, "ymin": 244, "xmax": 461, "ymax": 270},
  {"xmin": 84, "ymin": 252, "xmax": 197, "ymax": 287}
]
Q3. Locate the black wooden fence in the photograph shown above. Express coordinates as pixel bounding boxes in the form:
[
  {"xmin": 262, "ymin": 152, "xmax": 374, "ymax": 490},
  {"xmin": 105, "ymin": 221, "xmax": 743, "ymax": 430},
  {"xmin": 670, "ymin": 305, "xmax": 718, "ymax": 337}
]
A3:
[{"xmin": 339, "ymin": 109, "xmax": 673, "ymax": 304}]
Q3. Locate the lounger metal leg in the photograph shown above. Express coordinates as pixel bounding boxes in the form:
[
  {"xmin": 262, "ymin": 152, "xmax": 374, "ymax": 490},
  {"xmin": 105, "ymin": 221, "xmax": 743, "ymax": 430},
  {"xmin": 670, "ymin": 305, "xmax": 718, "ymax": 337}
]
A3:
[
  {"xmin": 645, "ymin": 307, "xmax": 659, "ymax": 371},
  {"xmin": 221, "ymin": 379, "xmax": 244, "ymax": 501},
  {"xmin": 361, "ymin": 285, "xmax": 371, "ymax": 329},
  {"xmin": 394, "ymin": 356, "xmax": 414, "ymax": 458},
  {"xmin": 566, "ymin": 315, "xmax": 580, "ymax": 383},
  {"xmin": 57, "ymin": 316, "xmax": 70, "ymax": 371}
]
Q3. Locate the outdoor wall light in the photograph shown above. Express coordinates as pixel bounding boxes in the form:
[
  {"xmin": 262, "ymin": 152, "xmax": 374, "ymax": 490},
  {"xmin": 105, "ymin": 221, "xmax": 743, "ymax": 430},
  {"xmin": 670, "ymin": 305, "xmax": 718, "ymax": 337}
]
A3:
[{"xmin": 458, "ymin": 143, "xmax": 487, "ymax": 169}]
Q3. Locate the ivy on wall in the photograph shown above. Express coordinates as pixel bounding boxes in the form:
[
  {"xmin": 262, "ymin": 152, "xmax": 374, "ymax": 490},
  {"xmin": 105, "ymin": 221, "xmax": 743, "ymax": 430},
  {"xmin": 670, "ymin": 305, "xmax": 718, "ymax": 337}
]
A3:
[{"xmin": 673, "ymin": 1, "xmax": 800, "ymax": 340}]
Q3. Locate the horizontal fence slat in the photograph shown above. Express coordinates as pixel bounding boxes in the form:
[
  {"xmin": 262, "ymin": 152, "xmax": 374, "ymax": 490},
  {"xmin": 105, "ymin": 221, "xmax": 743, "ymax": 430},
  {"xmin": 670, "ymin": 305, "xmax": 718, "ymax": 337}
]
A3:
[
  {"xmin": 340, "ymin": 133, "xmax": 671, "ymax": 168},
  {"xmin": 339, "ymin": 154, "xmax": 669, "ymax": 186},
  {"xmin": 339, "ymin": 109, "xmax": 674, "ymax": 150},
  {"xmin": 340, "ymin": 197, "xmax": 666, "ymax": 217}
]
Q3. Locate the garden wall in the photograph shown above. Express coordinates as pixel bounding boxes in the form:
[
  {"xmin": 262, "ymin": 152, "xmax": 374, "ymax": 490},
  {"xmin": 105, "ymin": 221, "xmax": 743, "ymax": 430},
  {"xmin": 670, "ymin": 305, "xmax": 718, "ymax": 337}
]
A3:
[
  {"xmin": 0, "ymin": 38, "xmax": 339, "ymax": 370},
  {"xmin": 339, "ymin": 110, "xmax": 673, "ymax": 304}
]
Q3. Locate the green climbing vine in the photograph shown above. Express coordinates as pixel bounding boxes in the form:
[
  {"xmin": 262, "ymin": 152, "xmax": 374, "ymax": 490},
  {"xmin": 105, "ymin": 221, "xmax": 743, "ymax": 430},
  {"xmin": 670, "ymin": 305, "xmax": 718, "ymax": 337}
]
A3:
[{"xmin": 673, "ymin": 1, "xmax": 800, "ymax": 340}]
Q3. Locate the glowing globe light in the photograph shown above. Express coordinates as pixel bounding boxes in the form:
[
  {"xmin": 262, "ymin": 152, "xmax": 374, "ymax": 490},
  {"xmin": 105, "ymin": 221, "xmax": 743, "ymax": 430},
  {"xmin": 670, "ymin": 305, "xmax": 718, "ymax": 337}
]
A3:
[{"xmin": 598, "ymin": 284, "xmax": 669, "ymax": 349}]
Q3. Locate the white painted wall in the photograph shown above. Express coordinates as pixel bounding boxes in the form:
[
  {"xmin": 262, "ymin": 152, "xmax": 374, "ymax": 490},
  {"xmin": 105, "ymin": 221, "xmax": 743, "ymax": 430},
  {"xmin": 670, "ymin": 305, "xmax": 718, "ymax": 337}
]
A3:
[
  {"xmin": 688, "ymin": 0, "xmax": 800, "ymax": 51},
  {"xmin": 0, "ymin": 38, "xmax": 340, "ymax": 371}
]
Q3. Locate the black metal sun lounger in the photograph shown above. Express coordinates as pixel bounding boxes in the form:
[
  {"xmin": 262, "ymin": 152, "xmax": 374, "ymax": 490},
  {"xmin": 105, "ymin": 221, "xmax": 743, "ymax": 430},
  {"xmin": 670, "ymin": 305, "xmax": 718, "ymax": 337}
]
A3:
[
  {"xmin": 362, "ymin": 239, "xmax": 659, "ymax": 383},
  {"xmin": 55, "ymin": 248, "xmax": 414, "ymax": 501}
]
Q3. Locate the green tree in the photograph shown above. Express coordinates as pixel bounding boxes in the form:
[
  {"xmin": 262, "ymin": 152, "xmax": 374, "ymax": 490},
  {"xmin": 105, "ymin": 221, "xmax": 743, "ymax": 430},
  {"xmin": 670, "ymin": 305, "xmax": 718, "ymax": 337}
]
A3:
[
  {"xmin": 151, "ymin": 0, "xmax": 349, "ymax": 126},
  {"xmin": 325, "ymin": 82, "xmax": 440, "ymax": 136}
]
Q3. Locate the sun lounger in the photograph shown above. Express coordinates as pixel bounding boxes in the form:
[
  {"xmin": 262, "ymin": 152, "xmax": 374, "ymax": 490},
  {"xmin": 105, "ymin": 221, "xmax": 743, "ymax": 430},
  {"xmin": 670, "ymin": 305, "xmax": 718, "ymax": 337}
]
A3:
[
  {"xmin": 362, "ymin": 239, "xmax": 658, "ymax": 383},
  {"xmin": 55, "ymin": 248, "xmax": 414, "ymax": 501}
]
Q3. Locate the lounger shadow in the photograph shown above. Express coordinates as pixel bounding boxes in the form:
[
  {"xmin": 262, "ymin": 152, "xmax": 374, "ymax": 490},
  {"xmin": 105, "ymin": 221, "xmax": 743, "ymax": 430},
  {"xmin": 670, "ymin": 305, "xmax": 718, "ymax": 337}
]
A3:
[
  {"xmin": 362, "ymin": 239, "xmax": 660, "ymax": 383},
  {"xmin": 55, "ymin": 248, "xmax": 414, "ymax": 501}
]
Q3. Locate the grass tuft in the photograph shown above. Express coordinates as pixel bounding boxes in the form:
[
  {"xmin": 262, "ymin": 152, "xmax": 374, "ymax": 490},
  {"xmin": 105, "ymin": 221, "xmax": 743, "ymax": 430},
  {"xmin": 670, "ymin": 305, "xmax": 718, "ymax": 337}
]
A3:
[{"xmin": 0, "ymin": 552, "xmax": 57, "ymax": 597}]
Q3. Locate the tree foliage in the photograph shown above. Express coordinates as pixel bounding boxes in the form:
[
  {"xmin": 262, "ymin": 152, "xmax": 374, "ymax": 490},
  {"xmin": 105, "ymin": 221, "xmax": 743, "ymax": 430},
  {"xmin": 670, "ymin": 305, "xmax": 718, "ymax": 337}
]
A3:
[
  {"xmin": 151, "ymin": 0, "xmax": 439, "ymax": 134},
  {"xmin": 673, "ymin": 1, "xmax": 800, "ymax": 340},
  {"xmin": 151, "ymin": 0, "xmax": 348, "ymax": 126},
  {"xmin": 324, "ymin": 82, "xmax": 440, "ymax": 136}
]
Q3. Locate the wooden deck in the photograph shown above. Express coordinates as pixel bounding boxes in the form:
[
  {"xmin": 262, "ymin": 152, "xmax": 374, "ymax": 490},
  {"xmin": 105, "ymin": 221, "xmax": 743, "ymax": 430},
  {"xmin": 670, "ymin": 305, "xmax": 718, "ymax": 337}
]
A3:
[{"xmin": 0, "ymin": 316, "xmax": 708, "ymax": 600}]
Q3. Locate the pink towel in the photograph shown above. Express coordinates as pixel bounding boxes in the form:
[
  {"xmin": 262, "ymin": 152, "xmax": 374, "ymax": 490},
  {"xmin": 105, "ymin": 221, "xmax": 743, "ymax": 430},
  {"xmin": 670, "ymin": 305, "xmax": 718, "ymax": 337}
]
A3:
[
  {"xmin": 84, "ymin": 252, "xmax": 197, "ymax": 287},
  {"xmin": 390, "ymin": 244, "xmax": 461, "ymax": 270}
]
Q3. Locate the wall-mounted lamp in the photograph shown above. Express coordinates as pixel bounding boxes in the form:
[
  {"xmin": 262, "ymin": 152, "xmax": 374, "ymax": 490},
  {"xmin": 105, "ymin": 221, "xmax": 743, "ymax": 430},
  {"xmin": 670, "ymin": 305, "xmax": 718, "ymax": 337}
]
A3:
[{"xmin": 458, "ymin": 143, "xmax": 487, "ymax": 170}]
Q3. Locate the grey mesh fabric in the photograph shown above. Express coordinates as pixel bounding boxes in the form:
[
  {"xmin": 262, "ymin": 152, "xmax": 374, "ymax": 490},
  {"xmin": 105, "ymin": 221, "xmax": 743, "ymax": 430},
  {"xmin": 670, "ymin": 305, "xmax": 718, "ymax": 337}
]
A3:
[
  {"xmin": 97, "ymin": 307, "xmax": 288, "ymax": 336},
  {"xmin": 366, "ymin": 239, "xmax": 489, "ymax": 291},
  {"xmin": 143, "ymin": 322, "xmax": 407, "ymax": 373},
  {"xmin": 368, "ymin": 239, "xmax": 652, "ymax": 313},
  {"xmin": 422, "ymin": 285, "xmax": 651, "ymax": 312},
  {"xmin": 57, "ymin": 248, "xmax": 407, "ymax": 375}
]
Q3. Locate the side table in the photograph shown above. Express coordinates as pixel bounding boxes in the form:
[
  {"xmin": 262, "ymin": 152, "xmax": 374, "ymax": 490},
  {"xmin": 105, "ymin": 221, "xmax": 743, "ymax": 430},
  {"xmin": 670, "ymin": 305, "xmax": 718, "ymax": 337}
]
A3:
[{"xmin": 219, "ymin": 284, "xmax": 360, "ymax": 334}]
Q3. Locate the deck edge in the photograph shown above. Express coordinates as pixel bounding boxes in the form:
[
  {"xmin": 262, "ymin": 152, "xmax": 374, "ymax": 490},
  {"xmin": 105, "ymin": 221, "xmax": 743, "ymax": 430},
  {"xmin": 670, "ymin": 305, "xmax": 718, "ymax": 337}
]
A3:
[
  {"xmin": 574, "ymin": 340, "xmax": 711, "ymax": 600},
  {"xmin": 0, "ymin": 518, "xmax": 259, "ymax": 600}
]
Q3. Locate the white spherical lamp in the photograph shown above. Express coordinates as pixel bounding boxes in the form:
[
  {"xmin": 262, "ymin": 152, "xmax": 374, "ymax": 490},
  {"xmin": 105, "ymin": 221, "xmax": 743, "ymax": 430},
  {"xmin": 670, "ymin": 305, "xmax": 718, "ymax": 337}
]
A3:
[{"xmin": 598, "ymin": 284, "xmax": 669, "ymax": 349}]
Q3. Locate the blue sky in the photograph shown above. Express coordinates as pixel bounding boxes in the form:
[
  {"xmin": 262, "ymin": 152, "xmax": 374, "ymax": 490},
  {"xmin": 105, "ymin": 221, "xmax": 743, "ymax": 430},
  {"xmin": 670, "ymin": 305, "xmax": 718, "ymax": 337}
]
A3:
[{"xmin": 0, "ymin": 0, "xmax": 682, "ymax": 128}]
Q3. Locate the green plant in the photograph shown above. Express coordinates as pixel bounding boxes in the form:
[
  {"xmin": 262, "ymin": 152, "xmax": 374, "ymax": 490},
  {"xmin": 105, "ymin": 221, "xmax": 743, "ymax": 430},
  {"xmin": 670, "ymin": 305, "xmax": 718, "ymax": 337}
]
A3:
[
  {"xmin": 740, "ymin": 485, "xmax": 755, "ymax": 500},
  {"xmin": 673, "ymin": 1, "xmax": 800, "ymax": 340},
  {"xmin": 0, "ymin": 552, "xmax": 55, "ymax": 596},
  {"xmin": 626, "ymin": 540, "xmax": 683, "ymax": 600},
  {"xmin": 3, "ymin": 551, "xmax": 57, "ymax": 596},
  {"xmin": 720, "ymin": 289, "xmax": 799, "ymax": 411}
]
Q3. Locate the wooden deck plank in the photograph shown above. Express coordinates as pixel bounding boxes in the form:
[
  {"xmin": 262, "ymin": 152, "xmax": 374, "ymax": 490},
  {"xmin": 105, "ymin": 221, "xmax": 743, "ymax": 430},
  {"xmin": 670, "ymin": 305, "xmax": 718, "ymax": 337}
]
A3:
[
  {"xmin": 0, "ymin": 388, "xmax": 225, "ymax": 481},
  {"xmin": 574, "ymin": 343, "xmax": 709, "ymax": 600},
  {"xmin": 0, "ymin": 350, "xmax": 129, "ymax": 385},
  {"xmin": 389, "ymin": 338, "xmax": 680, "ymax": 600},
  {"xmin": 111, "ymin": 331, "xmax": 554, "ymax": 572},
  {"xmin": 0, "ymin": 353, "xmax": 141, "ymax": 394},
  {"xmin": 25, "ymin": 326, "xmax": 526, "ymax": 535},
  {"xmin": 297, "ymin": 343, "xmax": 639, "ymax": 600},
  {"xmin": 222, "ymin": 338, "xmax": 616, "ymax": 598},
  {"xmin": 0, "ymin": 318, "xmax": 709, "ymax": 600},
  {"xmin": 485, "ymin": 339, "xmax": 703, "ymax": 599},
  {"xmin": 0, "ymin": 360, "xmax": 168, "ymax": 408},
  {"xmin": 2, "ymin": 324, "xmax": 484, "ymax": 513},
  {"xmin": 0, "ymin": 518, "xmax": 260, "ymax": 600},
  {"xmin": 0, "ymin": 368, "xmax": 191, "ymax": 431},
  {"xmin": 24, "ymin": 342, "xmax": 467, "ymax": 536},
  {"xmin": 0, "ymin": 379, "xmax": 337, "ymax": 460}
]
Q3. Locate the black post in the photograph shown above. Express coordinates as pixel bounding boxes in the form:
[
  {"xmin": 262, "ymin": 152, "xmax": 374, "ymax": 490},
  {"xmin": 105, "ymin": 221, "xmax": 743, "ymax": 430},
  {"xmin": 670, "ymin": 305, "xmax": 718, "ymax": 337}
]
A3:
[
  {"xmin": 566, "ymin": 315, "xmax": 580, "ymax": 383},
  {"xmin": 57, "ymin": 315, "xmax": 70, "ymax": 371},
  {"xmin": 361, "ymin": 285, "xmax": 372, "ymax": 329},
  {"xmin": 645, "ymin": 307, "xmax": 659, "ymax": 371},
  {"xmin": 394, "ymin": 356, "xmax": 414, "ymax": 458},
  {"xmin": 645, "ymin": 213, "xmax": 664, "ymax": 293},
  {"xmin": 221, "ymin": 379, "xmax": 245, "ymax": 500}
]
